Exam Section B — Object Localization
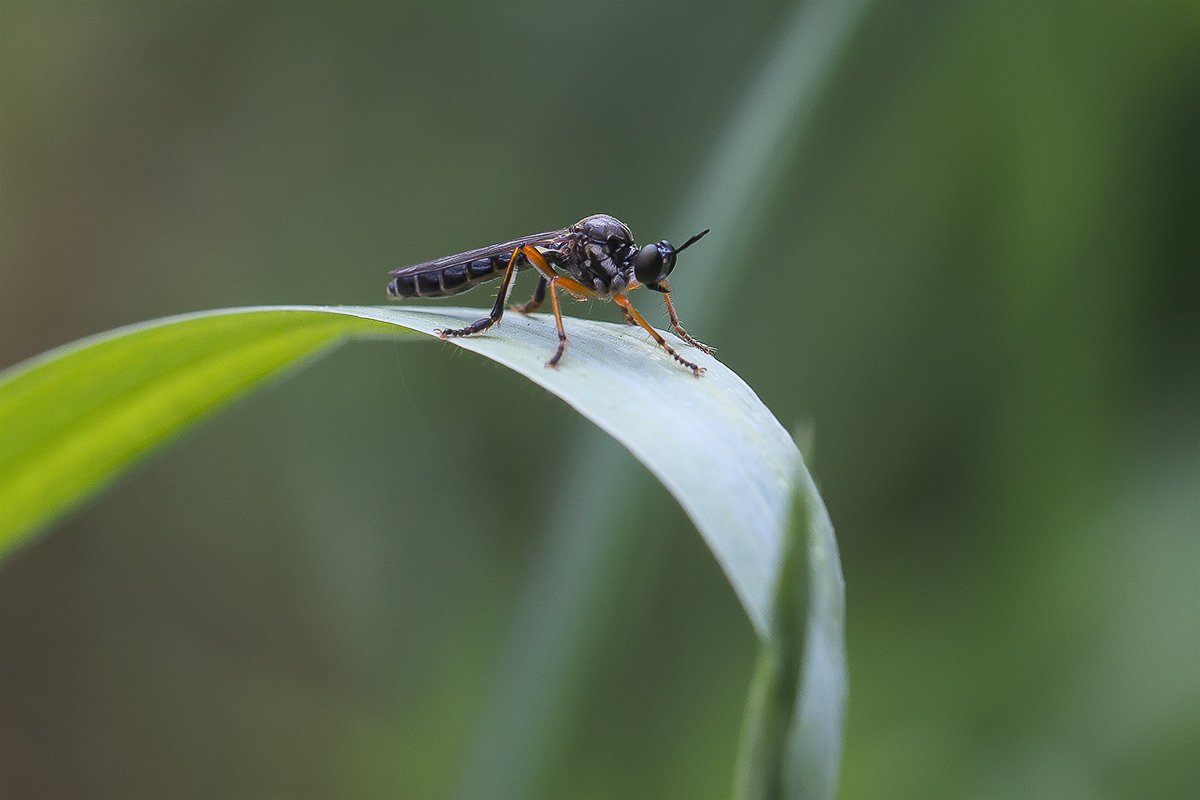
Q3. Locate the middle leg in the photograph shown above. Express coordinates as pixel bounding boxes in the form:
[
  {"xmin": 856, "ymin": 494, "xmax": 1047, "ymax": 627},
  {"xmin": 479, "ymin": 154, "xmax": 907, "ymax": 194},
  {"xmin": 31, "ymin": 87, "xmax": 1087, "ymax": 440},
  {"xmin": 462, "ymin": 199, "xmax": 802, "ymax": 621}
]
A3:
[
  {"xmin": 517, "ymin": 254, "xmax": 598, "ymax": 369},
  {"xmin": 511, "ymin": 275, "xmax": 548, "ymax": 314},
  {"xmin": 543, "ymin": 276, "xmax": 573, "ymax": 368}
]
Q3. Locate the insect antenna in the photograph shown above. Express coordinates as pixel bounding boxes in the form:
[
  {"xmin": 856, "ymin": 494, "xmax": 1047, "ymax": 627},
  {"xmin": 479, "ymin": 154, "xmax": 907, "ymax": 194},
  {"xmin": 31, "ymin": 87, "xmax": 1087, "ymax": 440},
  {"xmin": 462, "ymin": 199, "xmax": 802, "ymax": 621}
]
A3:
[{"xmin": 674, "ymin": 228, "xmax": 710, "ymax": 253}]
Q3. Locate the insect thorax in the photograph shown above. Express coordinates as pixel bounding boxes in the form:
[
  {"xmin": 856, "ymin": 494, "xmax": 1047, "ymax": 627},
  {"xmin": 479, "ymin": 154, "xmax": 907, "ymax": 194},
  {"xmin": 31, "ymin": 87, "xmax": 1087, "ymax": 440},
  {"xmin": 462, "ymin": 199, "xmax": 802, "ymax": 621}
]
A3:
[{"xmin": 562, "ymin": 214, "xmax": 638, "ymax": 296}]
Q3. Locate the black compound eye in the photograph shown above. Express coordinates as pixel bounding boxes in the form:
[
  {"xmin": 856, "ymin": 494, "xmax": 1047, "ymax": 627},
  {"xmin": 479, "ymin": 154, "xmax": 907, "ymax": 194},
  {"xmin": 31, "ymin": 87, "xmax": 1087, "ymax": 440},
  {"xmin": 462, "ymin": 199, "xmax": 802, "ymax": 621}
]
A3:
[
  {"xmin": 634, "ymin": 243, "xmax": 663, "ymax": 285},
  {"xmin": 658, "ymin": 242, "xmax": 678, "ymax": 278}
]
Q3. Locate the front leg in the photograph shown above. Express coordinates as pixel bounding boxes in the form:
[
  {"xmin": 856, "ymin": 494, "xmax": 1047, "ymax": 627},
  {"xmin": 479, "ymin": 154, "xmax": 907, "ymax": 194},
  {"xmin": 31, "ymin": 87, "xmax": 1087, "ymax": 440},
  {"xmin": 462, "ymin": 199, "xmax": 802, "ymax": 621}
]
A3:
[
  {"xmin": 657, "ymin": 282, "xmax": 715, "ymax": 354},
  {"xmin": 614, "ymin": 293, "xmax": 705, "ymax": 376}
]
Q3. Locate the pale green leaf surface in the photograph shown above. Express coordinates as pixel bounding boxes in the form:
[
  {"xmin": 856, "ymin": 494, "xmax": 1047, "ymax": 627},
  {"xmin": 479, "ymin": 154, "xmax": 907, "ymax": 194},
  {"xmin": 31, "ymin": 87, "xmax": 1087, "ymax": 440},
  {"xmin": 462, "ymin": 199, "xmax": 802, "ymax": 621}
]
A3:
[{"xmin": 321, "ymin": 303, "xmax": 804, "ymax": 640}]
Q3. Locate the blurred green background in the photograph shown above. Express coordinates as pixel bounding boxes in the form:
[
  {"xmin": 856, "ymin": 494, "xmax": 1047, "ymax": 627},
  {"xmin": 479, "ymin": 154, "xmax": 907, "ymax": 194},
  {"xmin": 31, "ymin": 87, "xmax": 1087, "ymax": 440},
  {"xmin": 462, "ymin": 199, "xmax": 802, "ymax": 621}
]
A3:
[{"xmin": 2, "ymin": 2, "xmax": 1197, "ymax": 798}]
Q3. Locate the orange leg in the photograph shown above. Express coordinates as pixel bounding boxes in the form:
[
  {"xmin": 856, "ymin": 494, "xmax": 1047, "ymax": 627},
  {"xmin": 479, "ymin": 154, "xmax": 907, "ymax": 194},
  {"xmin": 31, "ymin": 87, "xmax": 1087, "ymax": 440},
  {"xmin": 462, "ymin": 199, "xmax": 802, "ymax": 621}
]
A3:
[
  {"xmin": 512, "ymin": 250, "xmax": 570, "ymax": 368},
  {"xmin": 531, "ymin": 268, "xmax": 595, "ymax": 301},
  {"xmin": 544, "ymin": 276, "xmax": 570, "ymax": 368},
  {"xmin": 659, "ymin": 283, "xmax": 715, "ymax": 354},
  {"xmin": 506, "ymin": 249, "xmax": 600, "ymax": 369},
  {"xmin": 613, "ymin": 293, "xmax": 705, "ymax": 376}
]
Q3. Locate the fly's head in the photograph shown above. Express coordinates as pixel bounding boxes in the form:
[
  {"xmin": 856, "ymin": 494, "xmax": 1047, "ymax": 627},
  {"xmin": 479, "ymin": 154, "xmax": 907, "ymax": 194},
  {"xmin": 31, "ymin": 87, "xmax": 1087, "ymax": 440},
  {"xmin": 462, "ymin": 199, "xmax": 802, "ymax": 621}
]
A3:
[{"xmin": 633, "ymin": 228, "xmax": 710, "ymax": 292}]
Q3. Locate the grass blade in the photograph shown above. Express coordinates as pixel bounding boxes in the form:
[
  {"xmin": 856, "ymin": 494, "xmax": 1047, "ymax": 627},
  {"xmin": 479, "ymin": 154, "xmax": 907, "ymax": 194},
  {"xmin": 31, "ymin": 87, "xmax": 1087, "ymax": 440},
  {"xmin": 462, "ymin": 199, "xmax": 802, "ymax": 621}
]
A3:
[
  {"xmin": 0, "ymin": 308, "xmax": 398, "ymax": 555},
  {"xmin": 2, "ymin": 304, "xmax": 793, "ymax": 634}
]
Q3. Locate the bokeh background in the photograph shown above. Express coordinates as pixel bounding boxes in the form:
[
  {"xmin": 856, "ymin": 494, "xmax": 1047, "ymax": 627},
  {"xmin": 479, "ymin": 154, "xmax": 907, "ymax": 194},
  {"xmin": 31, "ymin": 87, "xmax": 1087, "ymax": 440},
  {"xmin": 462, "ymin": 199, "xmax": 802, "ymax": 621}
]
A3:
[{"xmin": 2, "ymin": 2, "xmax": 1197, "ymax": 798}]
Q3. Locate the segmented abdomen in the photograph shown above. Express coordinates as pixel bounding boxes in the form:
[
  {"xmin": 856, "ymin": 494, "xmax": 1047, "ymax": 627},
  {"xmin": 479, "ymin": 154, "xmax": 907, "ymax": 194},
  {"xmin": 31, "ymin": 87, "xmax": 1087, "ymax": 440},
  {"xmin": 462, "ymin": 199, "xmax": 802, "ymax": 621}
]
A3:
[{"xmin": 387, "ymin": 252, "xmax": 512, "ymax": 299}]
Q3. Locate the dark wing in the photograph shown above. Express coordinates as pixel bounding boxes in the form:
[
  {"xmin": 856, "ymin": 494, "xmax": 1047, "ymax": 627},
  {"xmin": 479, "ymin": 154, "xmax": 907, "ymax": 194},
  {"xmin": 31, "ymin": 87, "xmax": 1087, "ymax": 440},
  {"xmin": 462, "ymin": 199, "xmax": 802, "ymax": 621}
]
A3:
[{"xmin": 388, "ymin": 228, "xmax": 569, "ymax": 277}]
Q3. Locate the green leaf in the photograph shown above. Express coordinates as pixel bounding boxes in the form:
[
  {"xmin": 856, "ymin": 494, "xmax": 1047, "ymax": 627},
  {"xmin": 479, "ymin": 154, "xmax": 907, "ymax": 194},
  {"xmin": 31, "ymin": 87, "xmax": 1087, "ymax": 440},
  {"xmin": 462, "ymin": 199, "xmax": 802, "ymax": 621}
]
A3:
[
  {"xmin": 0, "ymin": 308, "xmax": 403, "ymax": 554},
  {"xmin": 0, "ymin": 304, "xmax": 845, "ymax": 796}
]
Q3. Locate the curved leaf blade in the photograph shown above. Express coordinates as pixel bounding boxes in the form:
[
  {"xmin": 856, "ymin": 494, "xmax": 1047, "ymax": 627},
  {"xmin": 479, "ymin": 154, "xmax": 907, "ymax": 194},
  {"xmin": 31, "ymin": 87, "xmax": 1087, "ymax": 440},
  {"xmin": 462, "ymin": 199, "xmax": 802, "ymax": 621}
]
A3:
[
  {"xmin": 0, "ymin": 303, "xmax": 845, "ymax": 796},
  {"xmin": 2, "ymin": 304, "xmax": 799, "ymax": 636}
]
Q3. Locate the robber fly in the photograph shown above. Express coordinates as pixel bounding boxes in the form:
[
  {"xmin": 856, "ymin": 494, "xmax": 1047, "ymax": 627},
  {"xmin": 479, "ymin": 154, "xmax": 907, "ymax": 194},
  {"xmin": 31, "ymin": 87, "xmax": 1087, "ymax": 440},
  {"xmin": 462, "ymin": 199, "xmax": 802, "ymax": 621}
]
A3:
[{"xmin": 387, "ymin": 214, "xmax": 714, "ymax": 375}]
